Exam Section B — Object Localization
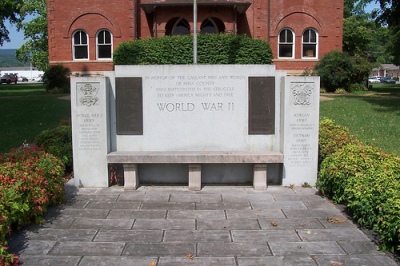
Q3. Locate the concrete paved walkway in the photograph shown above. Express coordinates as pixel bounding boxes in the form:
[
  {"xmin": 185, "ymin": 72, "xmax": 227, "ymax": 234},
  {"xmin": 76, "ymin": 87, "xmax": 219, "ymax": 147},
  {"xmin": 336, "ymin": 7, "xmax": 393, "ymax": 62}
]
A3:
[{"xmin": 9, "ymin": 181, "xmax": 398, "ymax": 266}]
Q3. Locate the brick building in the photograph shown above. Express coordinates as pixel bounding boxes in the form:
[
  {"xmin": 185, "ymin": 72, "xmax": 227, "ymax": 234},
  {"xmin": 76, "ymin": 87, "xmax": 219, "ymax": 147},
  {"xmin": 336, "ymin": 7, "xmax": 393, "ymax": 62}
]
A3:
[{"xmin": 47, "ymin": 0, "xmax": 343, "ymax": 74}]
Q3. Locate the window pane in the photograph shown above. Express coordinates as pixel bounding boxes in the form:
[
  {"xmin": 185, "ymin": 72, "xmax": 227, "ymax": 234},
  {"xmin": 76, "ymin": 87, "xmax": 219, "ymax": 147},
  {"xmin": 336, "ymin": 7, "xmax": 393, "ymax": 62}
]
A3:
[
  {"xmin": 310, "ymin": 30, "xmax": 317, "ymax": 42},
  {"xmin": 105, "ymin": 31, "xmax": 111, "ymax": 43},
  {"xmin": 98, "ymin": 31, "xmax": 105, "ymax": 44},
  {"xmin": 201, "ymin": 19, "xmax": 217, "ymax": 33},
  {"xmin": 279, "ymin": 44, "xmax": 292, "ymax": 57},
  {"xmin": 74, "ymin": 32, "xmax": 81, "ymax": 44},
  {"xmin": 303, "ymin": 30, "xmax": 310, "ymax": 42},
  {"xmin": 303, "ymin": 44, "xmax": 316, "ymax": 57},
  {"xmin": 80, "ymin": 32, "xmax": 87, "ymax": 44},
  {"xmin": 75, "ymin": 46, "xmax": 88, "ymax": 59},
  {"xmin": 172, "ymin": 19, "xmax": 190, "ymax": 35},
  {"xmin": 286, "ymin": 30, "xmax": 293, "ymax": 42},
  {"xmin": 279, "ymin": 30, "xmax": 286, "ymax": 42},
  {"xmin": 98, "ymin": 45, "xmax": 112, "ymax": 58}
]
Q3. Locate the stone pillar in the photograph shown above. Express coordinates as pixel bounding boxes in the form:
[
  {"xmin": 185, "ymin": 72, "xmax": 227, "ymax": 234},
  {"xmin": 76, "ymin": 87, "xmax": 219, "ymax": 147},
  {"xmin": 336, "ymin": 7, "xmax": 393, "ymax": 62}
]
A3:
[
  {"xmin": 189, "ymin": 164, "xmax": 201, "ymax": 191},
  {"xmin": 253, "ymin": 164, "xmax": 267, "ymax": 190},
  {"xmin": 123, "ymin": 164, "xmax": 139, "ymax": 190}
]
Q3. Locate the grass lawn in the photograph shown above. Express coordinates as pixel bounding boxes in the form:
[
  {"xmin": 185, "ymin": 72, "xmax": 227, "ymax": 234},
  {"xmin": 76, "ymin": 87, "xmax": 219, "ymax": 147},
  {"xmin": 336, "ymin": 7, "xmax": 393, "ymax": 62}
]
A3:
[
  {"xmin": 320, "ymin": 83, "xmax": 400, "ymax": 155},
  {"xmin": 0, "ymin": 83, "xmax": 71, "ymax": 153}
]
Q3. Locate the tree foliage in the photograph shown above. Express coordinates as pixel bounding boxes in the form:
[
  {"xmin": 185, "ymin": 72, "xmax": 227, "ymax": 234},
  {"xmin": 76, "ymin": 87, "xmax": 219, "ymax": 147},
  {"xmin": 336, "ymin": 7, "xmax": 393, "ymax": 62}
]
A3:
[
  {"xmin": 15, "ymin": 0, "xmax": 48, "ymax": 71},
  {"xmin": 0, "ymin": 0, "xmax": 23, "ymax": 46},
  {"xmin": 343, "ymin": 16, "xmax": 374, "ymax": 56}
]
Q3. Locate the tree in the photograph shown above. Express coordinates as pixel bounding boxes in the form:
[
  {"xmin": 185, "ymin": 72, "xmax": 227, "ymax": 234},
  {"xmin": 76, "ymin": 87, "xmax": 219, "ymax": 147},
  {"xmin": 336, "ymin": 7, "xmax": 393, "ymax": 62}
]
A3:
[
  {"xmin": 15, "ymin": 0, "xmax": 48, "ymax": 71},
  {"xmin": 374, "ymin": 0, "xmax": 400, "ymax": 64},
  {"xmin": 343, "ymin": 15, "xmax": 374, "ymax": 56},
  {"xmin": 0, "ymin": 0, "xmax": 23, "ymax": 46}
]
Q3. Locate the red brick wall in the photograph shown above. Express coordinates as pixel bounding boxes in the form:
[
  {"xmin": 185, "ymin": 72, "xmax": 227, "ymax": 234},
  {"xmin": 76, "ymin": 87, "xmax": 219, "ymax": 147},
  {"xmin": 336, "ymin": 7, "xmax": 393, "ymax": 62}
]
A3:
[{"xmin": 47, "ymin": 0, "xmax": 343, "ymax": 73}]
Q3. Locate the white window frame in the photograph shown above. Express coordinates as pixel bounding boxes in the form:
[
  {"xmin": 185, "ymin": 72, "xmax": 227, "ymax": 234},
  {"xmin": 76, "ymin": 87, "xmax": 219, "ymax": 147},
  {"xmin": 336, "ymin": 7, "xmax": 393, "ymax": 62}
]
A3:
[
  {"xmin": 302, "ymin": 28, "xmax": 318, "ymax": 59},
  {"xmin": 72, "ymin": 30, "xmax": 89, "ymax": 60},
  {"xmin": 96, "ymin": 29, "xmax": 113, "ymax": 60},
  {"xmin": 278, "ymin": 29, "xmax": 295, "ymax": 59}
]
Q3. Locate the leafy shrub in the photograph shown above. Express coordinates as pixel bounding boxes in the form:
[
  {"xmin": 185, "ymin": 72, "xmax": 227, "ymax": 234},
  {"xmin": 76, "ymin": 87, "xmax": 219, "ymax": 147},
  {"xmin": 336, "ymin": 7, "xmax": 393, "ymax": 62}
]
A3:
[
  {"xmin": 334, "ymin": 88, "xmax": 347, "ymax": 94},
  {"xmin": 348, "ymin": 83, "xmax": 367, "ymax": 92},
  {"xmin": 315, "ymin": 50, "xmax": 353, "ymax": 92},
  {"xmin": 318, "ymin": 118, "xmax": 359, "ymax": 164},
  {"xmin": 42, "ymin": 64, "xmax": 71, "ymax": 93},
  {"xmin": 317, "ymin": 143, "xmax": 389, "ymax": 203},
  {"xmin": 343, "ymin": 156, "xmax": 400, "ymax": 228},
  {"xmin": 315, "ymin": 50, "xmax": 372, "ymax": 92},
  {"xmin": 114, "ymin": 34, "xmax": 273, "ymax": 65},
  {"xmin": 35, "ymin": 122, "xmax": 73, "ymax": 171},
  {"xmin": 0, "ymin": 148, "xmax": 65, "ymax": 265}
]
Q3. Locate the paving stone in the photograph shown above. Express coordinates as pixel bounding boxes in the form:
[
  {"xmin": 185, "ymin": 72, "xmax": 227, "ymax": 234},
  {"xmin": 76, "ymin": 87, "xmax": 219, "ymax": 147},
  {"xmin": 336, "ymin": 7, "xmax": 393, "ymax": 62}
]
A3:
[
  {"xmin": 197, "ymin": 219, "xmax": 260, "ymax": 230},
  {"xmin": 197, "ymin": 186, "xmax": 248, "ymax": 194},
  {"xmin": 85, "ymin": 201, "xmax": 141, "ymax": 210},
  {"xmin": 164, "ymin": 230, "xmax": 231, "ymax": 242},
  {"xmin": 67, "ymin": 194, "xmax": 119, "ymax": 202},
  {"xmin": 107, "ymin": 209, "xmax": 167, "ymax": 219},
  {"xmin": 40, "ymin": 217, "xmax": 76, "ymax": 229},
  {"xmin": 16, "ymin": 240, "xmax": 56, "ymax": 255},
  {"xmin": 48, "ymin": 241, "xmax": 125, "ymax": 256},
  {"xmin": 18, "ymin": 255, "xmax": 81, "ymax": 266},
  {"xmin": 237, "ymin": 256, "xmax": 317, "ymax": 266},
  {"xmin": 28, "ymin": 229, "xmax": 97, "ymax": 241},
  {"xmin": 251, "ymin": 200, "xmax": 308, "ymax": 210},
  {"xmin": 122, "ymin": 243, "xmax": 196, "ymax": 256},
  {"xmin": 198, "ymin": 242, "xmax": 272, "ymax": 257},
  {"xmin": 63, "ymin": 199, "xmax": 89, "ymax": 209},
  {"xmin": 225, "ymin": 209, "xmax": 286, "ymax": 219},
  {"xmin": 292, "ymin": 188, "xmax": 319, "ymax": 195},
  {"xmin": 195, "ymin": 202, "xmax": 251, "ymax": 210},
  {"xmin": 140, "ymin": 202, "xmax": 196, "ymax": 210},
  {"xmin": 272, "ymin": 194, "xmax": 324, "ymax": 202},
  {"xmin": 337, "ymin": 241, "xmax": 385, "ymax": 255},
  {"xmin": 79, "ymin": 256, "xmax": 157, "ymax": 266},
  {"xmin": 72, "ymin": 218, "xmax": 134, "ymax": 229},
  {"xmin": 314, "ymin": 255, "xmax": 399, "ymax": 266},
  {"xmin": 282, "ymin": 209, "xmax": 347, "ymax": 219},
  {"xmin": 133, "ymin": 219, "xmax": 195, "ymax": 230},
  {"xmin": 297, "ymin": 229, "xmax": 370, "ymax": 242},
  {"xmin": 169, "ymin": 194, "xmax": 222, "ymax": 203},
  {"xmin": 269, "ymin": 241, "xmax": 346, "ymax": 256},
  {"xmin": 222, "ymin": 194, "xmax": 275, "ymax": 202},
  {"xmin": 318, "ymin": 217, "xmax": 358, "ymax": 229},
  {"xmin": 158, "ymin": 257, "xmax": 236, "ymax": 265},
  {"xmin": 258, "ymin": 218, "xmax": 324, "ymax": 230},
  {"xmin": 167, "ymin": 210, "xmax": 225, "ymax": 219},
  {"xmin": 94, "ymin": 229, "xmax": 163, "ymax": 242},
  {"xmin": 302, "ymin": 200, "xmax": 342, "ymax": 210},
  {"xmin": 264, "ymin": 187, "xmax": 297, "ymax": 194},
  {"xmin": 231, "ymin": 230, "xmax": 300, "ymax": 242},
  {"xmin": 118, "ymin": 192, "xmax": 170, "ymax": 202},
  {"xmin": 58, "ymin": 208, "xmax": 110, "ymax": 218}
]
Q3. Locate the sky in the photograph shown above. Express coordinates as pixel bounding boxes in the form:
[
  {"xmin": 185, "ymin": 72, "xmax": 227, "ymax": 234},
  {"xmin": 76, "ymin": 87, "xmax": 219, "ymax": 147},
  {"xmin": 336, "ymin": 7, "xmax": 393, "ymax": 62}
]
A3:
[{"xmin": 0, "ymin": 2, "xmax": 382, "ymax": 49}]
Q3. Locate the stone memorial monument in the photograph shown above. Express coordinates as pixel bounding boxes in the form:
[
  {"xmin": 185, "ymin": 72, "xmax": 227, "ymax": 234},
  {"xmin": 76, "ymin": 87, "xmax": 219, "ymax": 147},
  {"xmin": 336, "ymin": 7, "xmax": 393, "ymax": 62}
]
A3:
[{"xmin": 70, "ymin": 65, "xmax": 319, "ymax": 190}]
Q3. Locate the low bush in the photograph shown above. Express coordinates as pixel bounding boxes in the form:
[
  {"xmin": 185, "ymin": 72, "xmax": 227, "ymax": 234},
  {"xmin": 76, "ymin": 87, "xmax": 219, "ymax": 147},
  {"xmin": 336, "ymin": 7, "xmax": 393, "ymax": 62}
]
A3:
[
  {"xmin": 317, "ymin": 119, "xmax": 400, "ymax": 252},
  {"xmin": 35, "ymin": 121, "xmax": 73, "ymax": 171},
  {"xmin": 318, "ymin": 118, "xmax": 359, "ymax": 164},
  {"xmin": 42, "ymin": 64, "xmax": 71, "ymax": 93},
  {"xmin": 0, "ymin": 147, "xmax": 65, "ymax": 265}
]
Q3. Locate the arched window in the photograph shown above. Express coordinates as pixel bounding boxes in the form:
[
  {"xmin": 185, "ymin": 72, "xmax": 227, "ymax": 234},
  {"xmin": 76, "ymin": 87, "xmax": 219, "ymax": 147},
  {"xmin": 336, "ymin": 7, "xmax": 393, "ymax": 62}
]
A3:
[
  {"xmin": 201, "ymin": 18, "xmax": 217, "ymax": 33},
  {"xmin": 172, "ymin": 18, "xmax": 190, "ymax": 35},
  {"xmin": 278, "ymin": 29, "xmax": 294, "ymax": 58},
  {"xmin": 73, "ymin": 30, "xmax": 89, "ymax": 60},
  {"xmin": 201, "ymin": 18, "xmax": 225, "ymax": 34},
  {"xmin": 302, "ymin": 28, "xmax": 318, "ymax": 58},
  {"xmin": 97, "ymin": 29, "xmax": 112, "ymax": 59}
]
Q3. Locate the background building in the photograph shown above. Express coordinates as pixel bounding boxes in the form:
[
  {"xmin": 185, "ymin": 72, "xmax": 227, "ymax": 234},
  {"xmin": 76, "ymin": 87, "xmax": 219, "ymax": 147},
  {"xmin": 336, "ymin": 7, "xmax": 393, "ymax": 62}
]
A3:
[{"xmin": 47, "ymin": 0, "xmax": 344, "ymax": 74}]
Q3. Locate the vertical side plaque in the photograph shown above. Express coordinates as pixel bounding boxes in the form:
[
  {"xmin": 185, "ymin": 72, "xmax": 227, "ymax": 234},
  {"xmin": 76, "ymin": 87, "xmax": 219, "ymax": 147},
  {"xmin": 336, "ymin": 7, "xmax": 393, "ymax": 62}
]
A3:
[
  {"xmin": 248, "ymin": 77, "xmax": 275, "ymax": 134},
  {"xmin": 116, "ymin": 77, "xmax": 143, "ymax": 135}
]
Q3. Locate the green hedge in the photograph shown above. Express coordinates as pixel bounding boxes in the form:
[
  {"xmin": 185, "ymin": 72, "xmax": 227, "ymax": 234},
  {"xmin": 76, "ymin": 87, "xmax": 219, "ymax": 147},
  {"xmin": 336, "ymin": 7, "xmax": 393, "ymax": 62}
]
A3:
[
  {"xmin": 317, "ymin": 118, "xmax": 400, "ymax": 252},
  {"xmin": 113, "ymin": 34, "xmax": 273, "ymax": 65}
]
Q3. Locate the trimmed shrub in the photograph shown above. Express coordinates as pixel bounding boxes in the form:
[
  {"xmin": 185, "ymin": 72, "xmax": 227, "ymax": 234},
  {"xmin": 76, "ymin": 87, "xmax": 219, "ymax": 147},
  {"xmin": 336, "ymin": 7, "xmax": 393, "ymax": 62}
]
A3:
[
  {"xmin": 113, "ymin": 34, "xmax": 273, "ymax": 65},
  {"xmin": 42, "ymin": 64, "xmax": 71, "ymax": 93},
  {"xmin": 35, "ymin": 122, "xmax": 73, "ymax": 171},
  {"xmin": 317, "ymin": 143, "xmax": 389, "ymax": 203},
  {"xmin": 318, "ymin": 118, "xmax": 359, "ymax": 164}
]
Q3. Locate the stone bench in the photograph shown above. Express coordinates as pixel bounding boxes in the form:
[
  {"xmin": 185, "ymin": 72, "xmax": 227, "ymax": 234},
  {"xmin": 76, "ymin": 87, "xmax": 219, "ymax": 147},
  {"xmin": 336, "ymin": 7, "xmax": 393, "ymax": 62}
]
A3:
[{"xmin": 107, "ymin": 151, "xmax": 284, "ymax": 191}]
